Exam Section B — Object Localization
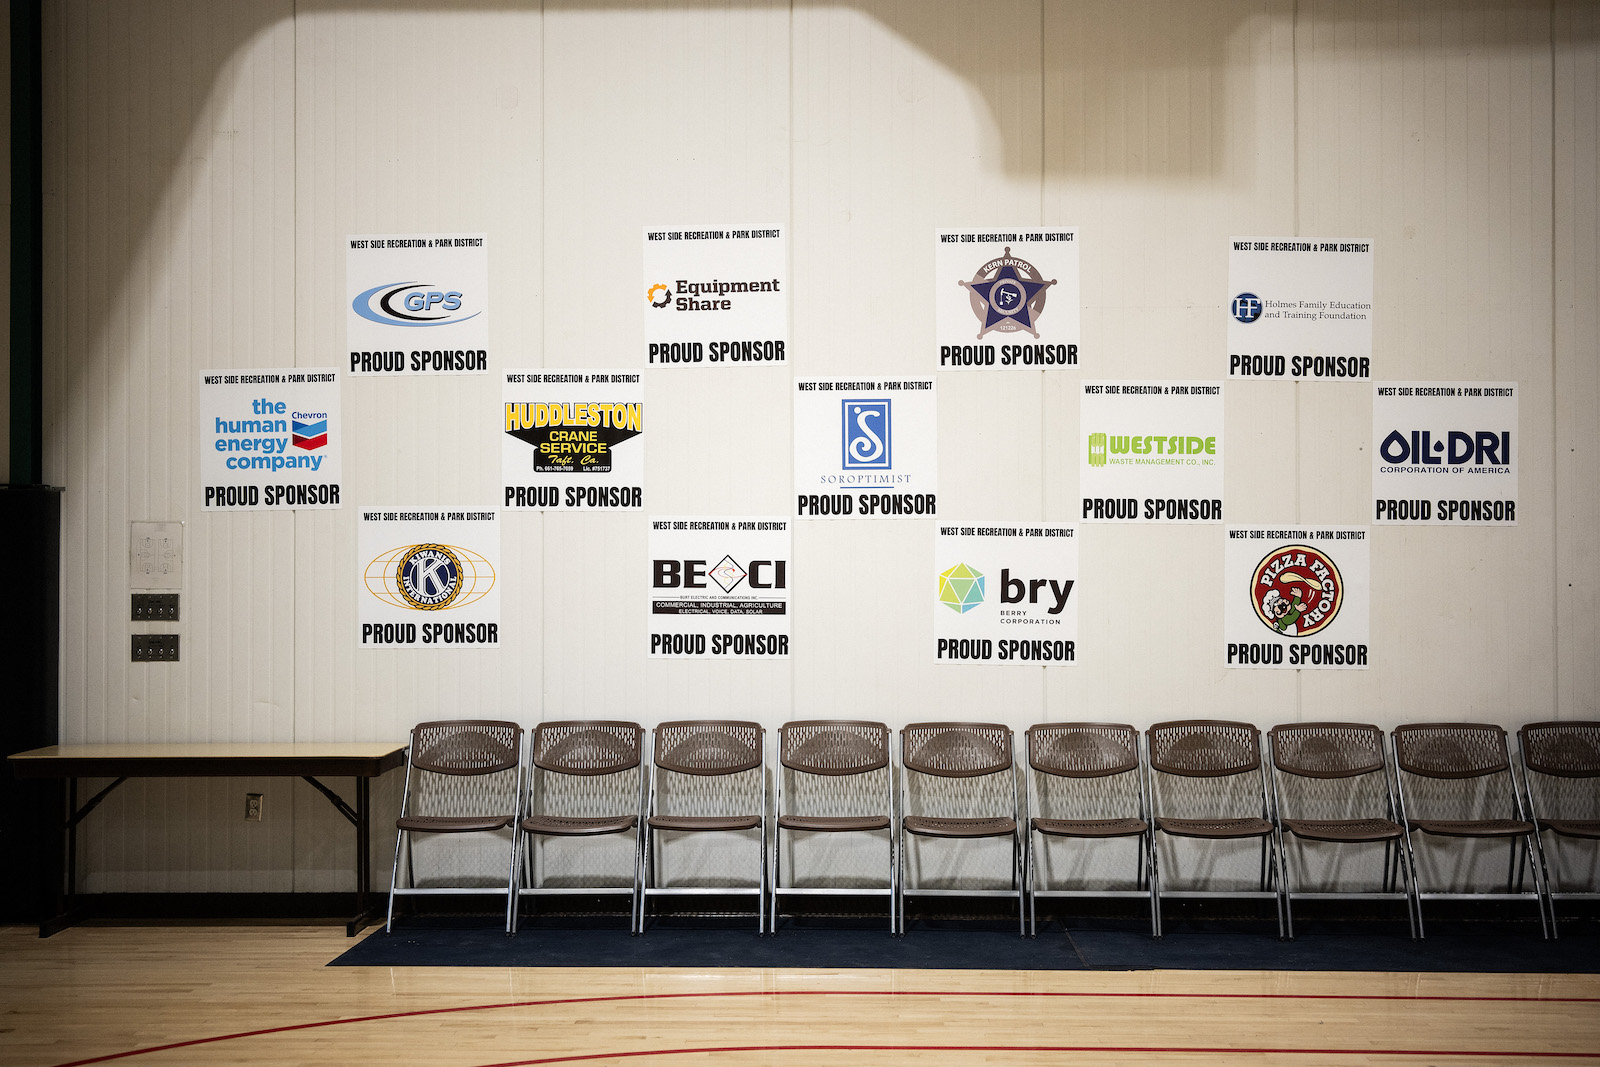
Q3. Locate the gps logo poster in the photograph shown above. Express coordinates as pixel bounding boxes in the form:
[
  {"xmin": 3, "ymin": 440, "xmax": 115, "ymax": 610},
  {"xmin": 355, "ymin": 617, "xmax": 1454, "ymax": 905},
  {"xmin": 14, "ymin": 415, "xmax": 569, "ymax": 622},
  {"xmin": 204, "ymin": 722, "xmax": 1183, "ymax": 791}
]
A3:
[
  {"xmin": 935, "ymin": 230, "xmax": 1080, "ymax": 370},
  {"xmin": 934, "ymin": 524, "xmax": 1078, "ymax": 665},
  {"xmin": 347, "ymin": 234, "xmax": 489, "ymax": 376},
  {"xmin": 359, "ymin": 508, "xmax": 501, "ymax": 649},
  {"xmin": 502, "ymin": 370, "xmax": 644, "ymax": 511},
  {"xmin": 642, "ymin": 226, "xmax": 787, "ymax": 367},
  {"xmin": 1223, "ymin": 526, "xmax": 1370, "ymax": 670}
]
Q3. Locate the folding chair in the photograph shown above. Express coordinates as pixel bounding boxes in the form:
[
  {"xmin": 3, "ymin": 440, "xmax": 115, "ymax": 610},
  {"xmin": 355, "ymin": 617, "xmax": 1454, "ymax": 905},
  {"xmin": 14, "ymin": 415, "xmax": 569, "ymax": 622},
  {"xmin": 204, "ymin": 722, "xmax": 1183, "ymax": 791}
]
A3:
[
  {"xmin": 1147, "ymin": 720, "xmax": 1285, "ymax": 938},
  {"xmin": 1268, "ymin": 722, "xmax": 1420, "ymax": 939},
  {"xmin": 387, "ymin": 720, "xmax": 523, "ymax": 934},
  {"xmin": 513, "ymin": 720, "xmax": 648, "ymax": 935},
  {"xmin": 899, "ymin": 722, "xmax": 1025, "ymax": 936},
  {"xmin": 1023, "ymin": 722, "xmax": 1158, "ymax": 938},
  {"xmin": 1392, "ymin": 722, "xmax": 1550, "ymax": 938},
  {"xmin": 1517, "ymin": 720, "xmax": 1599, "ymax": 935},
  {"xmin": 641, "ymin": 720, "xmax": 769, "ymax": 933},
  {"xmin": 770, "ymin": 720, "xmax": 898, "ymax": 933}
]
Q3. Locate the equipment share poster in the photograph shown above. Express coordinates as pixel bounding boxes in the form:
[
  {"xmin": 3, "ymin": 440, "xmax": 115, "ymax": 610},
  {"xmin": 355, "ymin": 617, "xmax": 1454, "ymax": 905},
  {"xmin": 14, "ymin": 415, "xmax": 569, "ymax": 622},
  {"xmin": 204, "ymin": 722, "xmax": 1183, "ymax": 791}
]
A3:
[
  {"xmin": 347, "ymin": 233, "xmax": 489, "ymax": 376},
  {"xmin": 648, "ymin": 517, "xmax": 791, "ymax": 659},
  {"xmin": 1373, "ymin": 382, "xmax": 1518, "ymax": 526},
  {"xmin": 934, "ymin": 524, "xmax": 1078, "ymax": 665},
  {"xmin": 935, "ymin": 230, "xmax": 1080, "ymax": 370},
  {"xmin": 1079, "ymin": 381, "xmax": 1224, "ymax": 523},
  {"xmin": 642, "ymin": 226, "xmax": 787, "ymax": 368},
  {"xmin": 1227, "ymin": 237, "xmax": 1373, "ymax": 381},
  {"xmin": 502, "ymin": 370, "xmax": 644, "ymax": 511},
  {"xmin": 198, "ymin": 368, "xmax": 342, "ymax": 510},
  {"xmin": 359, "ymin": 508, "xmax": 501, "ymax": 649},
  {"xmin": 1224, "ymin": 526, "xmax": 1370, "ymax": 669},
  {"xmin": 793, "ymin": 377, "xmax": 938, "ymax": 520}
]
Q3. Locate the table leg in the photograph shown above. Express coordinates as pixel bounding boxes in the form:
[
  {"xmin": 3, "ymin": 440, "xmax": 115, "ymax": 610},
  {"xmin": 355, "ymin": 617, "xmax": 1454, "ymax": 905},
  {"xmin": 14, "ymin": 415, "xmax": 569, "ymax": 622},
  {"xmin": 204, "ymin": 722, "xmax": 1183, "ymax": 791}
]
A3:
[{"xmin": 347, "ymin": 776, "xmax": 373, "ymax": 937}]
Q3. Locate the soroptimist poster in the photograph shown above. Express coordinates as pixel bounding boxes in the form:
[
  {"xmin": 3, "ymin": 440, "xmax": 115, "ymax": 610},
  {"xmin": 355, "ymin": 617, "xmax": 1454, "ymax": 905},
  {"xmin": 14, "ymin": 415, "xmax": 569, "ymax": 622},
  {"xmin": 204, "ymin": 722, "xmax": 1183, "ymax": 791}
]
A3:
[
  {"xmin": 934, "ymin": 523, "xmax": 1078, "ymax": 664},
  {"xmin": 648, "ymin": 517, "xmax": 791, "ymax": 659},
  {"xmin": 1079, "ymin": 381, "xmax": 1224, "ymax": 523},
  {"xmin": 346, "ymin": 233, "xmax": 489, "ymax": 375},
  {"xmin": 1227, "ymin": 237, "xmax": 1372, "ymax": 381},
  {"xmin": 642, "ymin": 226, "xmax": 787, "ymax": 367},
  {"xmin": 935, "ymin": 230, "xmax": 1080, "ymax": 370},
  {"xmin": 198, "ymin": 368, "xmax": 342, "ymax": 510},
  {"xmin": 1373, "ymin": 382, "xmax": 1518, "ymax": 526},
  {"xmin": 502, "ymin": 370, "xmax": 644, "ymax": 511},
  {"xmin": 359, "ymin": 508, "xmax": 500, "ymax": 648},
  {"xmin": 1223, "ymin": 526, "xmax": 1370, "ymax": 669},
  {"xmin": 793, "ymin": 377, "xmax": 938, "ymax": 520}
]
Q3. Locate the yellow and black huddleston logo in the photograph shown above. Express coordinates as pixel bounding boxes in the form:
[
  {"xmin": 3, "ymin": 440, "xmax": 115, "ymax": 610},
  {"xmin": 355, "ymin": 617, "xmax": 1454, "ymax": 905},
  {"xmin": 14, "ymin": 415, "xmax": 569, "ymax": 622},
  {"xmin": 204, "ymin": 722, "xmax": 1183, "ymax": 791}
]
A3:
[
  {"xmin": 959, "ymin": 247, "xmax": 1056, "ymax": 339},
  {"xmin": 365, "ymin": 543, "xmax": 496, "ymax": 611},
  {"xmin": 504, "ymin": 402, "xmax": 643, "ymax": 473}
]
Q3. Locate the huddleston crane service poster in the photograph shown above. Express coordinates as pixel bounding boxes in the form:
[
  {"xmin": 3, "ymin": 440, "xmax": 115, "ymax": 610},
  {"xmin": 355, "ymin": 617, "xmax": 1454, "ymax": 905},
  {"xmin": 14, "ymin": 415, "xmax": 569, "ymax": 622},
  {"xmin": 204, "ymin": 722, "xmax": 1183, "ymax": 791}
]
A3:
[
  {"xmin": 934, "ymin": 523, "xmax": 1078, "ymax": 665},
  {"xmin": 935, "ymin": 230, "xmax": 1080, "ymax": 370},
  {"xmin": 642, "ymin": 226, "xmax": 787, "ymax": 367},
  {"xmin": 648, "ymin": 517, "xmax": 791, "ymax": 659},
  {"xmin": 198, "ymin": 368, "xmax": 342, "ymax": 510},
  {"xmin": 1227, "ymin": 237, "xmax": 1372, "ymax": 381},
  {"xmin": 347, "ymin": 233, "xmax": 489, "ymax": 376},
  {"xmin": 502, "ymin": 370, "xmax": 644, "ymax": 511}
]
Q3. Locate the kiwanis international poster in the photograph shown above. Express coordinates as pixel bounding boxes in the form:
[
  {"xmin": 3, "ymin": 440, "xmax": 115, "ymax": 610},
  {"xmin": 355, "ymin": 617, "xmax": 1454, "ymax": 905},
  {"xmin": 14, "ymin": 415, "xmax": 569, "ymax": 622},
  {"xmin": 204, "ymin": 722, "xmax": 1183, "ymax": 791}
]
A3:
[
  {"xmin": 197, "ymin": 368, "xmax": 342, "ymax": 510},
  {"xmin": 647, "ymin": 517, "xmax": 791, "ymax": 659},
  {"xmin": 1223, "ymin": 526, "xmax": 1370, "ymax": 669},
  {"xmin": 935, "ymin": 230, "xmax": 1080, "ymax": 370},
  {"xmin": 1372, "ymin": 382, "xmax": 1518, "ymax": 526},
  {"xmin": 501, "ymin": 370, "xmax": 644, "ymax": 511},
  {"xmin": 793, "ymin": 378, "xmax": 938, "ymax": 520},
  {"xmin": 358, "ymin": 508, "xmax": 501, "ymax": 648},
  {"xmin": 346, "ymin": 234, "xmax": 489, "ymax": 375},
  {"xmin": 933, "ymin": 524, "xmax": 1078, "ymax": 665},
  {"xmin": 1226, "ymin": 237, "xmax": 1372, "ymax": 381},
  {"xmin": 1078, "ymin": 381, "xmax": 1223, "ymax": 523},
  {"xmin": 642, "ymin": 226, "xmax": 787, "ymax": 367}
]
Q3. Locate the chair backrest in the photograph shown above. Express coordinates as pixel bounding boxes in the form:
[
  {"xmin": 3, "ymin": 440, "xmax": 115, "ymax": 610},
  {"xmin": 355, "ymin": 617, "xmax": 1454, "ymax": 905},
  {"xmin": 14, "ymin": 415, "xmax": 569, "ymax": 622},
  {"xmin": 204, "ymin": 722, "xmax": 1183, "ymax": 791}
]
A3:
[
  {"xmin": 1026, "ymin": 723, "xmax": 1143, "ymax": 822},
  {"xmin": 402, "ymin": 720, "xmax": 523, "ymax": 824},
  {"xmin": 1518, "ymin": 721, "xmax": 1600, "ymax": 823},
  {"xmin": 900, "ymin": 722, "xmax": 1015, "ymax": 820},
  {"xmin": 527, "ymin": 720, "xmax": 644, "ymax": 820},
  {"xmin": 1269, "ymin": 722, "xmax": 1393, "ymax": 822},
  {"xmin": 1391, "ymin": 722, "xmax": 1521, "ymax": 822},
  {"xmin": 778, "ymin": 720, "xmax": 891, "ymax": 821},
  {"xmin": 651, "ymin": 720, "xmax": 765, "ymax": 819},
  {"xmin": 1146, "ymin": 720, "xmax": 1264, "ymax": 820}
]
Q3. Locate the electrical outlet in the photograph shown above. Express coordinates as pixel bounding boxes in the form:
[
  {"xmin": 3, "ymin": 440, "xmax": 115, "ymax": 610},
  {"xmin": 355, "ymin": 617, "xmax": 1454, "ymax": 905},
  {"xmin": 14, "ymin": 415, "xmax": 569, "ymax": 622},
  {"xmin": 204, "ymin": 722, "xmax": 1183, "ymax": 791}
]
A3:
[
  {"xmin": 131, "ymin": 634, "xmax": 180, "ymax": 661},
  {"xmin": 244, "ymin": 793, "xmax": 264, "ymax": 821},
  {"xmin": 132, "ymin": 593, "xmax": 180, "ymax": 621}
]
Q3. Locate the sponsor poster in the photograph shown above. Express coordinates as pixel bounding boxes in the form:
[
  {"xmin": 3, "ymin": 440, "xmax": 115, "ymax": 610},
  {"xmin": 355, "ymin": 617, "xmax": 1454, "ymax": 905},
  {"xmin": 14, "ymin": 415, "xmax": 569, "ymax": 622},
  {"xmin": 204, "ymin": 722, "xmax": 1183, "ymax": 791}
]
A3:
[
  {"xmin": 1079, "ymin": 381, "xmax": 1224, "ymax": 523},
  {"xmin": 1227, "ymin": 237, "xmax": 1373, "ymax": 381},
  {"xmin": 934, "ymin": 523, "xmax": 1078, "ymax": 665},
  {"xmin": 359, "ymin": 508, "xmax": 501, "ymax": 648},
  {"xmin": 346, "ymin": 233, "xmax": 489, "ymax": 375},
  {"xmin": 793, "ymin": 377, "xmax": 938, "ymax": 520},
  {"xmin": 1224, "ymin": 526, "xmax": 1370, "ymax": 670},
  {"xmin": 198, "ymin": 368, "xmax": 342, "ymax": 510},
  {"xmin": 648, "ymin": 517, "xmax": 791, "ymax": 659},
  {"xmin": 502, "ymin": 370, "xmax": 644, "ymax": 511},
  {"xmin": 935, "ymin": 230, "xmax": 1080, "ymax": 370},
  {"xmin": 1373, "ymin": 382, "xmax": 1518, "ymax": 526},
  {"xmin": 642, "ymin": 226, "xmax": 787, "ymax": 367}
]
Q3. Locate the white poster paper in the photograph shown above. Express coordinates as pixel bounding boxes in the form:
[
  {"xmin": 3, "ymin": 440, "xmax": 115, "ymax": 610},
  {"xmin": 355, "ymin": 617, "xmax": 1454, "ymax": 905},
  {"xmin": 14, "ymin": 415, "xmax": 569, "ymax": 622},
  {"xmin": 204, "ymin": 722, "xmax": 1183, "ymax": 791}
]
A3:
[
  {"xmin": 1227, "ymin": 237, "xmax": 1373, "ymax": 381},
  {"xmin": 198, "ymin": 368, "xmax": 342, "ymax": 510},
  {"xmin": 648, "ymin": 517, "xmax": 791, "ymax": 659},
  {"xmin": 1373, "ymin": 382, "xmax": 1518, "ymax": 526},
  {"xmin": 1224, "ymin": 526, "xmax": 1370, "ymax": 670},
  {"xmin": 346, "ymin": 234, "xmax": 489, "ymax": 375},
  {"xmin": 935, "ymin": 230, "xmax": 1080, "ymax": 370},
  {"xmin": 502, "ymin": 370, "xmax": 644, "ymax": 511},
  {"xmin": 359, "ymin": 507, "xmax": 501, "ymax": 648},
  {"xmin": 642, "ymin": 226, "xmax": 787, "ymax": 367},
  {"xmin": 934, "ymin": 523, "xmax": 1078, "ymax": 665},
  {"xmin": 1079, "ymin": 381, "xmax": 1224, "ymax": 523},
  {"xmin": 793, "ymin": 377, "xmax": 938, "ymax": 520}
]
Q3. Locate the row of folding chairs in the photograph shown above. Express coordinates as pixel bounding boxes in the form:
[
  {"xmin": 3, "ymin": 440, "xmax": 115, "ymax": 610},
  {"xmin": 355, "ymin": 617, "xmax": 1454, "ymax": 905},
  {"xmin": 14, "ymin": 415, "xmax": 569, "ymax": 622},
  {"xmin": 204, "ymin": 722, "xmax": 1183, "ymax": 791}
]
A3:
[{"xmin": 384, "ymin": 717, "xmax": 1598, "ymax": 940}]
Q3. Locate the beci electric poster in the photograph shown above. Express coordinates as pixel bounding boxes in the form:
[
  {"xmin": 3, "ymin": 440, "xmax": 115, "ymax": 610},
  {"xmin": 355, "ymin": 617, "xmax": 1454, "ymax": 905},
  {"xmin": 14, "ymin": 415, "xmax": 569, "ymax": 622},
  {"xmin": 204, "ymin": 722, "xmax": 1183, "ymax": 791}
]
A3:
[{"xmin": 648, "ymin": 517, "xmax": 791, "ymax": 659}]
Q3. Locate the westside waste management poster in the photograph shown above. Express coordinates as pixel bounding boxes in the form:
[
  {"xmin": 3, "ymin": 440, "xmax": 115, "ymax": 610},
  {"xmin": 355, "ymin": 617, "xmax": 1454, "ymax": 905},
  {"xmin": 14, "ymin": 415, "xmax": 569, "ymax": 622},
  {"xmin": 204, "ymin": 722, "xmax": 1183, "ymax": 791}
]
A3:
[{"xmin": 1079, "ymin": 381, "xmax": 1223, "ymax": 523}]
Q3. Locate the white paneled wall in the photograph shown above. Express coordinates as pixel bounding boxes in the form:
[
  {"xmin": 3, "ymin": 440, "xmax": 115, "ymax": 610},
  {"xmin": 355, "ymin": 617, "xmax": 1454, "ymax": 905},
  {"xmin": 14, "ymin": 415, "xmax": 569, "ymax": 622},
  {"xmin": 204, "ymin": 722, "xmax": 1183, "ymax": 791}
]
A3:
[{"xmin": 39, "ymin": 1, "xmax": 1599, "ymax": 893}]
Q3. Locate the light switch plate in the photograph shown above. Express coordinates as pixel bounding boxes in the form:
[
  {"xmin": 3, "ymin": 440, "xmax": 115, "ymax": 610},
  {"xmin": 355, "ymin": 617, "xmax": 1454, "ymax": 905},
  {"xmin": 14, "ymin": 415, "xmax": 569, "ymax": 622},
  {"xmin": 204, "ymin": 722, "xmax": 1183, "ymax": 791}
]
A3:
[{"xmin": 130, "ymin": 522, "xmax": 183, "ymax": 590}]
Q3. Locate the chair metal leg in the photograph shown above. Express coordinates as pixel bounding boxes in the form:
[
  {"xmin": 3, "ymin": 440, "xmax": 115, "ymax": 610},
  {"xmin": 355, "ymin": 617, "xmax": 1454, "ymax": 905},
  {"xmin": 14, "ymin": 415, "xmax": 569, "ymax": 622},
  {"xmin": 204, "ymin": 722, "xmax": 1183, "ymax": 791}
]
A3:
[
  {"xmin": 505, "ymin": 829, "xmax": 520, "ymax": 936},
  {"xmin": 1147, "ymin": 832, "xmax": 1163, "ymax": 939},
  {"xmin": 386, "ymin": 830, "xmax": 405, "ymax": 933}
]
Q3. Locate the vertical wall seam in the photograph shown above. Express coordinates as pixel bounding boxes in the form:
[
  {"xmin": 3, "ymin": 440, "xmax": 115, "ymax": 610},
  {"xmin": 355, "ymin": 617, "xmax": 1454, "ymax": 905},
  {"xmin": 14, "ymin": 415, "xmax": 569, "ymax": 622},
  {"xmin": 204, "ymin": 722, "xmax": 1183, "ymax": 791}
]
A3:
[{"xmin": 1548, "ymin": 0, "xmax": 1559, "ymax": 716}]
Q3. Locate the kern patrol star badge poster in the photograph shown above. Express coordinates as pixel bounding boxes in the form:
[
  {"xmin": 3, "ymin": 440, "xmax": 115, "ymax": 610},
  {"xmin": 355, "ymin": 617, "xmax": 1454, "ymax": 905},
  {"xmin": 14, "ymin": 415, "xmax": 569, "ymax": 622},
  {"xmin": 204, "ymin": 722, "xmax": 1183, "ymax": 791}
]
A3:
[{"xmin": 935, "ymin": 230, "xmax": 1080, "ymax": 370}]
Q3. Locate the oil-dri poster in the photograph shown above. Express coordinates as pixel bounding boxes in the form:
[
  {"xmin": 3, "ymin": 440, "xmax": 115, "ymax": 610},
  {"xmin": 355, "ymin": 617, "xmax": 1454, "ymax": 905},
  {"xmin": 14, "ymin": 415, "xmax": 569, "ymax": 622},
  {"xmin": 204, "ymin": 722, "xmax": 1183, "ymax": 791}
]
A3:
[
  {"xmin": 346, "ymin": 234, "xmax": 489, "ymax": 375},
  {"xmin": 502, "ymin": 370, "xmax": 644, "ymax": 511},
  {"xmin": 359, "ymin": 508, "xmax": 500, "ymax": 648},
  {"xmin": 935, "ymin": 230, "xmax": 1080, "ymax": 370},
  {"xmin": 648, "ymin": 517, "xmax": 790, "ymax": 659},
  {"xmin": 1373, "ymin": 382, "xmax": 1518, "ymax": 526},
  {"xmin": 642, "ymin": 226, "xmax": 787, "ymax": 367},
  {"xmin": 1224, "ymin": 526, "xmax": 1369, "ymax": 670},
  {"xmin": 793, "ymin": 378, "xmax": 938, "ymax": 519},
  {"xmin": 1079, "ymin": 381, "xmax": 1224, "ymax": 523},
  {"xmin": 198, "ymin": 368, "xmax": 342, "ymax": 510},
  {"xmin": 1227, "ymin": 237, "xmax": 1372, "ymax": 381},
  {"xmin": 934, "ymin": 524, "xmax": 1078, "ymax": 665}
]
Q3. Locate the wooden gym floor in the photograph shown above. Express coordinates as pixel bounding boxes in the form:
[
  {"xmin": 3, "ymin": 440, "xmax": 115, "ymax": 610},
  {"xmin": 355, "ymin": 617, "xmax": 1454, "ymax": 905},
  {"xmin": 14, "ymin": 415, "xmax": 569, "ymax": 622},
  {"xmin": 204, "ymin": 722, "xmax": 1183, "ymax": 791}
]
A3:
[{"xmin": 1, "ymin": 924, "xmax": 1597, "ymax": 1066}]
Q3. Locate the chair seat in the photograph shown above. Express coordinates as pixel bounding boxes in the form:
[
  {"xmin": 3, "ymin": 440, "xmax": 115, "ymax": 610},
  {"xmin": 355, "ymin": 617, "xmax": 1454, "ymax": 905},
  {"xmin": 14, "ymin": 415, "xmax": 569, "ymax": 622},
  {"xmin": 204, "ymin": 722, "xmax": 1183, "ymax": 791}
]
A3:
[
  {"xmin": 1410, "ymin": 818, "xmax": 1535, "ymax": 838},
  {"xmin": 1539, "ymin": 818, "xmax": 1600, "ymax": 840},
  {"xmin": 1156, "ymin": 816, "xmax": 1273, "ymax": 839},
  {"xmin": 1032, "ymin": 817, "xmax": 1147, "ymax": 839},
  {"xmin": 778, "ymin": 815, "xmax": 891, "ymax": 832},
  {"xmin": 903, "ymin": 815, "xmax": 1017, "ymax": 838},
  {"xmin": 1283, "ymin": 817, "xmax": 1402, "ymax": 843},
  {"xmin": 648, "ymin": 814, "xmax": 762, "ymax": 832},
  {"xmin": 396, "ymin": 814, "xmax": 513, "ymax": 833},
  {"xmin": 521, "ymin": 814, "xmax": 637, "ymax": 836}
]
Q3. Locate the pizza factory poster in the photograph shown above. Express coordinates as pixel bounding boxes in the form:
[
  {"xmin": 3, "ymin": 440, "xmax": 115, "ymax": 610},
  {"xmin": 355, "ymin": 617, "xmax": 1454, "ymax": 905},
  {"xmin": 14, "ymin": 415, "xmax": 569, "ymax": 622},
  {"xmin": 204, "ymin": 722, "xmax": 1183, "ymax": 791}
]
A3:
[
  {"xmin": 502, "ymin": 370, "xmax": 644, "ymax": 511},
  {"xmin": 347, "ymin": 233, "xmax": 489, "ymax": 376},
  {"xmin": 198, "ymin": 367, "xmax": 342, "ymax": 510},
  {"xmin": 1224, "ymin": 526, "xmax": 1370, "ymax": 669},
  {"xmin": 648, "ymin": 517, "xmax": 791, "ymax": 659},
  {"xmin": 1373, "ymin": 382, "xmax": 1518, "ymax": 526},
  {"xmin": 793, "ymin": 377, "xmax": 938, "ymax": 520},
  {"xmin": 642, "ymin": 226, "xmax": 787, "ymax": 367},
  {"xmin": 1079, "ymin": 381, "xmax": 1223, "ymax": 524},
  {"xmin": 359, "ymin": 508, "xmax": 501, "ymax": 648},
  {"xmin": 1227, "ymin": 237, "xmax": 1372, "ymax": 381},
  {"xmin": 934, "ymin": 524, "xmax": 1078, "ymax": 665},
  {"xmin": 935, "ymin": 230, "xmax": 1080, "ymax": 370}
]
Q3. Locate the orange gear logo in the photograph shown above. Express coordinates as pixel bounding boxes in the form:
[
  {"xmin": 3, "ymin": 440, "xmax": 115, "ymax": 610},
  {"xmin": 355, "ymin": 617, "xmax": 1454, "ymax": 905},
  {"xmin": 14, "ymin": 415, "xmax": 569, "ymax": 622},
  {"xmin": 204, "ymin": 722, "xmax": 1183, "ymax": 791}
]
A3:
[{"xmin": 646, "ymin": 283, "xmax": 671, "ymax": 308}]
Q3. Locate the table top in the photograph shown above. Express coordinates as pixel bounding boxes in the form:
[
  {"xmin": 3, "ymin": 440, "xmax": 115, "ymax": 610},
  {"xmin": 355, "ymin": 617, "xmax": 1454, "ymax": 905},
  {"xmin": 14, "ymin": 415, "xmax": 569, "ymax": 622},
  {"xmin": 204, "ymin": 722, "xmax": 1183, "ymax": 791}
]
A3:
[{"xmin": 6, "ymin": 742, "xmax": 408, "ymax": 778}]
